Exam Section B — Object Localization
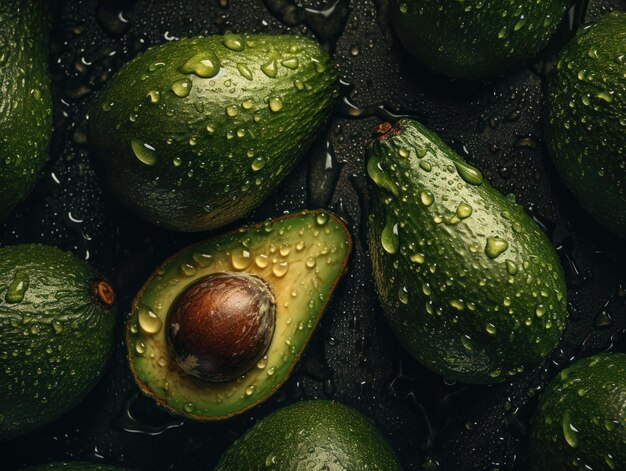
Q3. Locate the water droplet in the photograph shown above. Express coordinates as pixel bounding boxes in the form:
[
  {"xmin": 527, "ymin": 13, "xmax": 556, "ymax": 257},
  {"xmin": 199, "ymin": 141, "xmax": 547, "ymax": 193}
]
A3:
[
  {"xmin": 456, "ymin": 203, "xmax": 473, "ymax": 219},
  {"xmin": 486, "ymin": 323, "xmax": 497, "ymax": 335},
  {"xmin": 562, "ymin": 410, "xmax": 579, "ymax": 448},
  {"xmin": 135, "ymin": 341, "xmax": 146, "ymax": 355},
  {"xmin": 231, "ymin": 247, "xmax": 252, "ymax": 270},
  {"xmin": 237, "ymin": 63, "xmax": 253, "ymax": 80},
  {"xmin": 255, "ymin": 253, "xmax": 269, "ymax": 268},
  {"xmin": 181, "ymin": 51, "xmax": 220, "ymax": 78},
  {"xmin": 138, "ymin": 307, "xmax": 162, "ymax": 335},
  {"xmin": 273, "ymin": 261, "xmax": 289, "ymax": 278},
  {"xmin": 147, "ymin": 90, "xmax": 160, "ymax": 103},
  {"xmin": 381, "ymin": 212, "xmax": 400, "ymax": 254},
  {"xmin": 223, "ymin": 33, "xmax": 245, "ymax": 51},
  {"xmin": 316, "ymin": 213, "xmax": 329, "ymax": 225},
  {"xmin": 506, "ymin": 260, "xmax": 518, "ymax": 275},
  {"xmin": 131, "ymin": 139, "xmax": 157, "ymax": 166},
  {"xmin": 281, "ymin": 57, "xmax": 299, "ymax": 69},
  {"xmin": 261, "ymin": 58, "xmax": 278, "ymax": 78},
  {"xmin": 420, "ymin": 190, "xmax": 434, "ymax": 207},
  {"xmin": 485, "ymin": 237, "xmax": 509, "ymax": 259},
  {"xmin": 171, "ymin": 78, "xmax": 192, "ymax": 97},
  {"xmin": 245, "ymin": 384, "xmax": 256, "ymax": 396},
  {"xmin": 268, "ymin": 97, "xmax": 283, "ymax": 112},
  {"xmin": 5, "ymin": 272, "xmax": 29, "ymax": 303},
  {"xmin": 52, "ymin": 320, "xmax": 63, "ymax": 334},
  {"xmin": 398, "ymin": 287, "xmax": 409, "ymax": 304},
  {"xmin": 183, "ymin": 402, "xmax": 194, "ymax": 413},
  {"xmin": 454, "ymin": 161, "xmax": 484, "ymax": 185},
  {"xmin": 410, "ymin": 253, "xmax": 425, "ymax": 264},
  {"xmin": 251, "ymin": 157, "xmax": 266, "ymax": 171},
  {"xmin": 226, "ymin": 105, "xmax": 238, "ymax": 117}
]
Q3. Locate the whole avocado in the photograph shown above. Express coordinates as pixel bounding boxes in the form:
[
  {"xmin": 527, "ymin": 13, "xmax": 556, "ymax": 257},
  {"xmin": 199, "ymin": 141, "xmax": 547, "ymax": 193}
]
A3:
[
  {"xmin": 0, "ymin": 245, "xmax": 116, "ymax": 440},
  {"xmin": 90, "ymin": 33, "xmax": 338, "ymax": 232},
  {"xmin": 367, "ymin": 120, "xmax": 567, "ymax": 384},
  {"xmin": 215, "ymin": 400, "xmax": 403, "ymax": 470},
  {"xmin": 530, "ymin": 353, "xmax": 626, "ymax": 471},
  {"xmin": 545, "ymin": 12, "xmax": 626, "ymax": 237},
  {"xmin": 0, "ymin": 0, "xmax": 53, "ymax": 221},
  {"xmin": 390, "ymin": 0, "xmax": 572, "ymax": 80}
]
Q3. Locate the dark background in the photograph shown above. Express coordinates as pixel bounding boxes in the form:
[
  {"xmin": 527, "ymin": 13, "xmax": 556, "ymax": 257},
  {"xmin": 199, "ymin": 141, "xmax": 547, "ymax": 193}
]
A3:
[{"xmin": 1, "ymin": 0, "xmax": 625, "ymax": 469}]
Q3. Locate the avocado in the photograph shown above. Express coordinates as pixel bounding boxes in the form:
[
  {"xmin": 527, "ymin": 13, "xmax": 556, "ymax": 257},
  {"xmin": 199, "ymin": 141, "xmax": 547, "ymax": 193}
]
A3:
[
  {"xmin": 90, "ymin": 34, "xmax": 338, "ymax": 232},
  {"xmin": 0, "ymin": 244, "xmax": 116, "ymax": 440},
  {"xmin": 530, "ymin": 353, "xmax": 626, "ymax": 470},
  {"xmin": 126, "ymin": 210, "xmax": 351, "ymax": 420},
  {"xmin": 366, "ymin": 120, "xmax": 568, "ymax": 384},
  {"xmin": 390, "ymin": 0, "xmax": 572, "ymax": 80},
  {"xmin": 215, "ymin": 400, "xmax": 402, "ymax": 470},
  {"xmin": 545, "ymin": 12, "xmax": 626, "ymax": 238},
  {"xmin": 25, "ymin": 463, "xmax": 128, "ymax": 471},
  {"xmin": 0, "ymin": 0, "xmax": 53, "ymax": 221}
]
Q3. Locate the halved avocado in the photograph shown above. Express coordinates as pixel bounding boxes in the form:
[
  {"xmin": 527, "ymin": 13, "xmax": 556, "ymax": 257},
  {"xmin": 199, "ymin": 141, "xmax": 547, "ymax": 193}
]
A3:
[{"xmin": 126, "ymin": 210, "xmax": 352, "ymax": 420}]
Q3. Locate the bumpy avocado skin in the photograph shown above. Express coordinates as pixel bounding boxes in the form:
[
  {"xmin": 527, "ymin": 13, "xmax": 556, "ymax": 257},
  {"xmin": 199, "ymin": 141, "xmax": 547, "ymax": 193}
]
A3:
[
  {"xmin": 0, "ymin": 0, "xmax": 54, "ymax": 221},
  {"xmin": 126, "ymin": 211, "xmax": 352, "ymax": 420},
  {"xmin": 367, "ymin": 119, "xmax": 567, "ymax": 384},
  {"xmin": 90, "ymin": 34, "xmax": 338, "ymax": 232},
  {"xmin": 530, "ymin": 353, "xmax": 626, "ymax": 471},
  {"xmin": 25, "ymin": 463, "xmax": 129, "ymax": 471},
  {"xmin": 0, "ymin": 245, "xmax": 116, "ymax": 440},
  {"xmin": 545, "ymin": 12, "xmax": 626, "ymax": 238},
  {"xmin": 215, "ymin": 400, "xmax": 403, "ymax": 470},
  {"xmin": 390, "ymin": 0, "xmax": 572, "ymax": 80}
]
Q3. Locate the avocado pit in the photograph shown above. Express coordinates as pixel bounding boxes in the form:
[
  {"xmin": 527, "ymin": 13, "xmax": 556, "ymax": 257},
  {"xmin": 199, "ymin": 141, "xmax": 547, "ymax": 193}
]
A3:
[{"xmin": 166, "ymin": 272, "xmax": 276, "ymax": 382}]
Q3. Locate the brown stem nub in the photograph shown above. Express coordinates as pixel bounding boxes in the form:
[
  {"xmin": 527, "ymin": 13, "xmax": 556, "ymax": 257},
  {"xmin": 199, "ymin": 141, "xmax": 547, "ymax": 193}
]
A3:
[
  {"xmin": 92, "ymin": 280, "xmax": 115, "ymax": 306},
  {"xmin": 372, "ymin": 121, "xmax": 402, "ymax": 140}
]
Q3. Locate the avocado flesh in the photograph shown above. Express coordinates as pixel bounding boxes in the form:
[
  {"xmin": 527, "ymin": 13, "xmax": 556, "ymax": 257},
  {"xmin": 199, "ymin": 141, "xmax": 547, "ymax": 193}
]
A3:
[
  {"xmin": 530, "ymin": 353, "xmax": 626, "ymax": 471},
  {"xmin": 127, "ymin": 211, "xmax": 352, "ymax": 420},
  {"xmin": 367, "ymin": 120, "xmax": 568, "ymax": 384},
  {"xmin": 545, "ymin": 12, "xmax": 626, "ymax": 238},
  {"xmin": 0, "ymin": 244, "xmax": 116, "ymax": 440},
  {"xmin": 215, "ymin": 400, "xmax": 403, "ymax": 470},
  {"xmin": 25, "ymin": 463, "xmax": 128, "ymax": 471},
  {"xmin": 90, "ymin": 34, "xmax": 338, "ymax": 232},
  {"xmin": 0, "ymin": 0, "xmax": 53, "ymax": 221},
  {"xmin": 390, "ymin": 0, "xmax": 572, "ymax": 80}
]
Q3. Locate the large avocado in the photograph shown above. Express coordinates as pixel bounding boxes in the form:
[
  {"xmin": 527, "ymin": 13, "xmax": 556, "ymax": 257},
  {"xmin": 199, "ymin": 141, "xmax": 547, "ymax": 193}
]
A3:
[
  {"xmin": 367, "ymin": 120, "xmax": 567, "ymax": 384},
  {"xmin": 126, "ymin": 210, "xmax": 352, "ymax": 419},
  {"xmin": 0, "ymin": 245, "xmax": 116, "ymax": 440},
  {"xmin": 90, "ymin": 34, "xmax": 338, "ymax": 232},
  {"xmin": 530, "ymin": 353, "xmax": 626, "ymax": 471},
  {"xmin": 215, "ymin": 400, "xmax": 403, "ymax": 470},
  {"xmin": 0, "ymin": 0, "xmax": 53, "ymax": 221},
  {"xmin": 390, "ymin": 0, "xmax": 572, "ymax": 80},
  {"xmin": 545, "ymin": 12, "xmax": 626, "ymax": 237}
]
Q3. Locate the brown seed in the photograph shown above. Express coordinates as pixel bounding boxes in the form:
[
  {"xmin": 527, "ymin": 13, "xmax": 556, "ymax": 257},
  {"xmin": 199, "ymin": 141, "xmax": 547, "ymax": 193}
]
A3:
[{"xmin": 167, "ymin": 272, "xmax": 276, "ymax": 382}]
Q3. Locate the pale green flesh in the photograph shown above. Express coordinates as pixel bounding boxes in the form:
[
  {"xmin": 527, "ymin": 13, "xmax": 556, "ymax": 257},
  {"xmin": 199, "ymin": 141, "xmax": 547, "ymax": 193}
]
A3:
[{"xmin": 127, "ymin": 211, "xmax": 350, "ymax": 419}]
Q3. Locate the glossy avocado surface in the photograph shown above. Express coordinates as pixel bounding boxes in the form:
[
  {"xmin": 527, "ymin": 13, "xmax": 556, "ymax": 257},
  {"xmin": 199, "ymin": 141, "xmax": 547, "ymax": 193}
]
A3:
[{"xmin": 90, "ymin": 33, "xmax": 338, "ymax": 232}]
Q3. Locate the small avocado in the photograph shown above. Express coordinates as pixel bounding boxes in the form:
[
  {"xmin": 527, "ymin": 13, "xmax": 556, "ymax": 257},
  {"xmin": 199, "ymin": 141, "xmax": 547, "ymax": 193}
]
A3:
[
  {"xmin": 390, "ymin": 0, "xmax": 572, "ymax": 80},
  {"xmin": 0, "ymin": 244, "xmax": 116, "ymax": 440},
  {"xmin": 24, "ymin": 463, "xmax": 128, "ymax": 471},
  {"xmin": 0, "ymin": 0, "xmax": 53, "ymax": 221},
  {"xmin": 90, "ymin": 34, "xmax": 338, "ymax": 232},
  {"xmin": 366, "ymin": 120, "xmax": 568, "ymax": 384},
  {"xmin": 530, "ymin": 353, "xmax": 626, "ymax": 471},
  {"xmin": 215, "ymin": 400, "xmax": 403, "ymax": 470},
  {"xmin": 126, "ymin": 210, "xmax": 352, "ymax": 420},
  {"xmin": 545, "ymin": 12, "xmax": 626, "ymax": 237}
]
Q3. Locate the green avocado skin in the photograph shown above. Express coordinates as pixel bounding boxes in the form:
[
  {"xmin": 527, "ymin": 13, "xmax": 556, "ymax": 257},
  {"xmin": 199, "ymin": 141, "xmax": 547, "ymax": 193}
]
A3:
[
  {"xmin": 215, "ymin": 400, "xmax": 403, "ymax": 470},
  {"xmin": 0, "ymin": 245, "xmax": 116, "ymax": 440},
  {"xmin": 90, "ymin": 34, "xmax": 338, "ymax": 232},
  {"xmin": 390, "ymin": 0, "xmax": 572, "ymax": 80},
  {"xmin": 0, "ymin": 0, "xmax": 53, "ymax": 221},
  {"xmin": 367, "ymin": 119, "xmax": 567, "ymax": 384},
  {"xmin": 545, "ymin": 12, "xmax": 626, "ymax": 238},
  {"xmin": 24, "ymin": 463, "xmax": 128, "ymax": 471},
  {"xmin": 530, "ymin": 353, "xmax": 626, "ymax": 471}
]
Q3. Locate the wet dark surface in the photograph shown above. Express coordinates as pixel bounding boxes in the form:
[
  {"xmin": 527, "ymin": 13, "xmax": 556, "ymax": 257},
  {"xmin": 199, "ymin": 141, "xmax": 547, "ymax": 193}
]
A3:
[{"xmin": 1, "ymin": 0, "xmax": 625, "ymax": 470}]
